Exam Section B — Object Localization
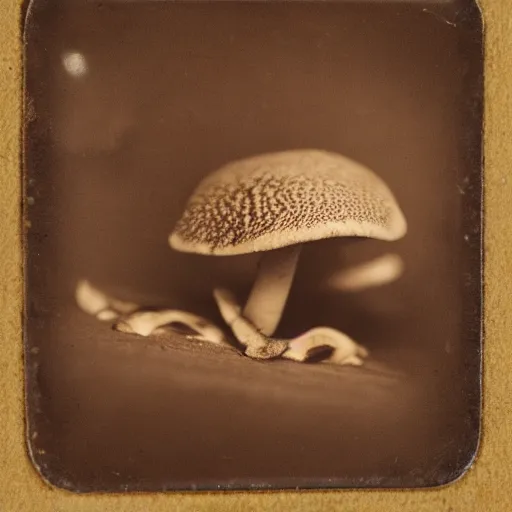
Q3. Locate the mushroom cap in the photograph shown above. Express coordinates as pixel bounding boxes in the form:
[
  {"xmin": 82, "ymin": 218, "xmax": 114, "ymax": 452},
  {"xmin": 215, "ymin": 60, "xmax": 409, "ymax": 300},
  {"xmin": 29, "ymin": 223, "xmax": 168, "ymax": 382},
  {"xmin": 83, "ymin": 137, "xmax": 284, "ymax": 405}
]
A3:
[{"xmin": 169, "ymin": 149, "xmax": 407, "ymax": 256}]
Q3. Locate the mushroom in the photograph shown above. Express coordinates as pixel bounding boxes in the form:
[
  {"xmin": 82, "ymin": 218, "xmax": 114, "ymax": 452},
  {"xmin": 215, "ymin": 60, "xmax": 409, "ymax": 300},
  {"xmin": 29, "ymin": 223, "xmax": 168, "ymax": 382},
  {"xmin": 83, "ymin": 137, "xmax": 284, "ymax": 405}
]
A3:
[
  {"xmin": 170, "ymin": 149, "xmax": 407, "ymax": 359},
  {"xmin": 75, "ymin": 280, "xmax": 139, "ymax": 320},
  {"xmin": 75, "ymin": 280, "xmax": 229, "ymax": 346},
  {"xmin": 284, "ymin": 326, "xmax": 369, "ymax": 366},
  {"xmin": 325, "ymin": 252, "xmax": 405, "ymax": 292}
]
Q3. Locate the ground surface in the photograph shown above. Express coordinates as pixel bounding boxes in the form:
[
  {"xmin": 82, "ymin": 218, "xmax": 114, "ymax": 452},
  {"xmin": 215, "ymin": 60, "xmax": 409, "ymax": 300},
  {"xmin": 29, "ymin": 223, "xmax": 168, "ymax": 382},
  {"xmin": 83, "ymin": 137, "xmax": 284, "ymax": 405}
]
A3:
[{"xmin": 25, "ymin": 298, "xmax": 473, "ymax": 492}]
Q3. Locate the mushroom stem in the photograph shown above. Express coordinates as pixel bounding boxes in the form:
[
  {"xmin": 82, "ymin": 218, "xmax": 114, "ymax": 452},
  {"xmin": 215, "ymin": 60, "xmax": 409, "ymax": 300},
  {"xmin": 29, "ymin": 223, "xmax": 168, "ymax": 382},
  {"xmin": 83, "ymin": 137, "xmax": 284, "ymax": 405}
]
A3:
[
  {"xmin": 243, "ymin": 244, "xmax": 302, "ymax": 336},
  {"xmin": 214, "ymin": 288, "xmax": 288, "ymax": 359}
]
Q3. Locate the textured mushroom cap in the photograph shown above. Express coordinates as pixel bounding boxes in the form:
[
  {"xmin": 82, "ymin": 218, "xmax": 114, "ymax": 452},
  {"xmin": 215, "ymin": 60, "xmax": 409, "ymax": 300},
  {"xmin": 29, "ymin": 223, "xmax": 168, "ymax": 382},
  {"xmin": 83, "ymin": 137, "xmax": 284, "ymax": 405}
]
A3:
[{"xmin": 170, "ymin": 149, "xmax": 407, "ymax": 256}]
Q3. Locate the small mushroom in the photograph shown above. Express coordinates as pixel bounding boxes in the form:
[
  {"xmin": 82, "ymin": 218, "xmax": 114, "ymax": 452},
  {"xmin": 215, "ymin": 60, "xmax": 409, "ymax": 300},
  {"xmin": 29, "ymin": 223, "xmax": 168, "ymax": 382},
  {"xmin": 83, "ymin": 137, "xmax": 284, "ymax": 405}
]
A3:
[
  {"xmin": 325, "ymin": 252, "xmax": 404, "ymax": 292},
  {"xmin": 75, "ymin": 280, "xmax": 228, "ymax": 346},
  {"xmin": 75, "ymin": 280, "xmax": 138, "ymax": 320},
  {"xmin": 114, "ymin": 309, "xmax": 228, "ymax": 345},
  {"xmin": 170, "ymin": 149, "xmax": 406, "ymax": 358},
  {"xmin": 283, "ymin": 327, "xmax": 369, "ymax": 365}
]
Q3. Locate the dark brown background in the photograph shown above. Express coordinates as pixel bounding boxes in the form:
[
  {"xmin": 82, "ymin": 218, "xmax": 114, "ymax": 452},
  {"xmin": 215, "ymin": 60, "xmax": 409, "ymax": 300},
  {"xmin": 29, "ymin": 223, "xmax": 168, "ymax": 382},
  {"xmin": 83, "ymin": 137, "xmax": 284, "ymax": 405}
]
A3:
[{"xmin": 23, "ymin": 0, "xmax": 482, "ymax": 492}]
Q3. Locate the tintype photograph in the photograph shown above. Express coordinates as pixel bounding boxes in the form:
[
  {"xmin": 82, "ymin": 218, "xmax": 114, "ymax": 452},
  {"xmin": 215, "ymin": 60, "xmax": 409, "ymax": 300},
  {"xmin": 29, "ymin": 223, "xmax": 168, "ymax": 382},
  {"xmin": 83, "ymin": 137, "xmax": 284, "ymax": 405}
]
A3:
[{"xmin": 23, "ymin": 0, "xmax": 483, "ymax": 492}]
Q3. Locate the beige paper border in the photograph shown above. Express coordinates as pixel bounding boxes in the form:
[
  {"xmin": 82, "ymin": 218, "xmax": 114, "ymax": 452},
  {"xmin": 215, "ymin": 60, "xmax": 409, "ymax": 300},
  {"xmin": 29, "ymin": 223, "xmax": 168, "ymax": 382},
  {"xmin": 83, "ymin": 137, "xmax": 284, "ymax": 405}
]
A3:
[{"xmin": 2, "ymin": 0, "xmax": 508, "ymax": 509}]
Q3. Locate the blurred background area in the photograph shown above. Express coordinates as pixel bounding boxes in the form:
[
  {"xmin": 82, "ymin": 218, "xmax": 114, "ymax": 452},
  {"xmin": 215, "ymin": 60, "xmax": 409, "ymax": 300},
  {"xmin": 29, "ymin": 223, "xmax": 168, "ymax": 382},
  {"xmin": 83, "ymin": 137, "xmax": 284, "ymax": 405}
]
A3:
[{"xmin": 24, "ymin": 0, "xmax": 482, "ymax": 491}]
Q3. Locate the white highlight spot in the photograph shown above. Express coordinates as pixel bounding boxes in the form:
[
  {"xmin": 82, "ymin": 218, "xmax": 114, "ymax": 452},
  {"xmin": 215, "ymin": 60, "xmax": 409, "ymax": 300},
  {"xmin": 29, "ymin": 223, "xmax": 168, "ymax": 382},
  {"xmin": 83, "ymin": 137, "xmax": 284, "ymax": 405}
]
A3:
[{"xmin": 62, "ymin": 52, "xmax": 88, "ymax": 77}]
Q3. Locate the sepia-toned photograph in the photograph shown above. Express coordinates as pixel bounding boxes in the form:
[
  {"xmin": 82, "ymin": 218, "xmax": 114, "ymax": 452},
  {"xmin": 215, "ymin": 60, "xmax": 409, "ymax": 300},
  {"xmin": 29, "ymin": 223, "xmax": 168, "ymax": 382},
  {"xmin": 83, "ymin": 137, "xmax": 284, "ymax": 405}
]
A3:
[{"xmin": 23, "ymin": 0, "xmax": 483, "ymax": 491}]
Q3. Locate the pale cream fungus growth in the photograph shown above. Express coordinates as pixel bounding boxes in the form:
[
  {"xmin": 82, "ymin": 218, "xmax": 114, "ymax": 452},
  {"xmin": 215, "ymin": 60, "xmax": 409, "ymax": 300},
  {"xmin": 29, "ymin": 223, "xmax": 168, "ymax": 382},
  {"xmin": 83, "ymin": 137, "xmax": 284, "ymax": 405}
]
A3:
[
  {"xmin": 75, "ymin": 280, "xmax": 229, "ymax": 346},
  {"xmin": 170, "ymin": 149, "xmax": 407, "ymax": 360}
]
